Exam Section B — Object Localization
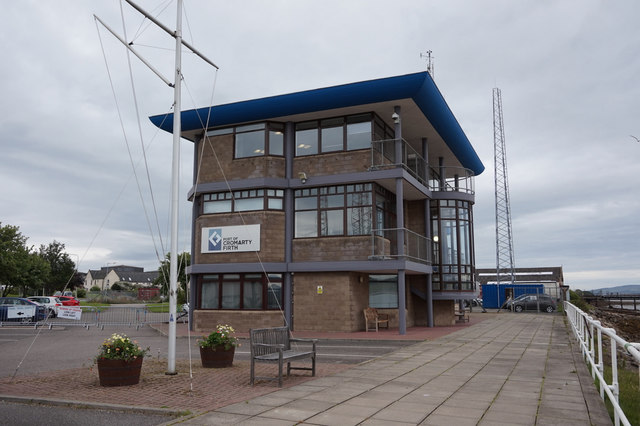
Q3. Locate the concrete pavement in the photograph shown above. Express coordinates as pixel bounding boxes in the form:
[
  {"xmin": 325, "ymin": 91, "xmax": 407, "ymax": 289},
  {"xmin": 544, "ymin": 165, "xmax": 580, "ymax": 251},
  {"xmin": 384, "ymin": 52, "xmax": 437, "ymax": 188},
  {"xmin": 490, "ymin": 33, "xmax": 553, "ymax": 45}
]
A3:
[
  {"xmin": 172, "ymin": 314, "xmax": 611, "ymax": 425},
  {"xmin": 0, "ymin": 313, "xmax": 612, "ymax": 425}
]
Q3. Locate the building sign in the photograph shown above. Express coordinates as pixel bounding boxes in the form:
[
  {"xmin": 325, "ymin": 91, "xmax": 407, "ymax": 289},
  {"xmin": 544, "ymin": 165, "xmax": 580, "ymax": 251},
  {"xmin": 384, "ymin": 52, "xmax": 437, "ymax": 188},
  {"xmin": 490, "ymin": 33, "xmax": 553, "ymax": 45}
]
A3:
[
  {"xmin": 7, "ymin": 306, "xmax": 35, "ymax": 319},
  {"xmin": 201, "ymin": 225, "xmax": 261, "ymax": 253},
  {"xmin": 58, "ymin": 306, "xmax": 82, "ymax": 320}
]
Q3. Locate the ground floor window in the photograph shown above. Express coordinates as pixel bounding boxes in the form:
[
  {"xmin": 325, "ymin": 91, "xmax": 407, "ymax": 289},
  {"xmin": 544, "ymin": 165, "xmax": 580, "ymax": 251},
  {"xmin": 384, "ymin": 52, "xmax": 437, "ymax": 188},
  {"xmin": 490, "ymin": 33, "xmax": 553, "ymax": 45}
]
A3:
[
  {"xmin": 199, "ymin": 273, "xmax": 282, "ymax": 310},
  {"xmin": 368, "ymin": 274, "xmax": 398, "ymax": 308}
]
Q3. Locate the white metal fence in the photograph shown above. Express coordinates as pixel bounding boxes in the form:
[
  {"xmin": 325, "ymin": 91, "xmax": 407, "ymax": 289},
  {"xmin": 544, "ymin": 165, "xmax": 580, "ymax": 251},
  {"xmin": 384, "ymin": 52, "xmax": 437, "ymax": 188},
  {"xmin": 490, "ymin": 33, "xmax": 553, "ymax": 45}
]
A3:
[
  {"xmin": 1, "ymin": 306, "xmax": 186, "ymax": 330},
  {"xmin": 564, "ymin": 301, "xmax": 640, "ymax": 426}
]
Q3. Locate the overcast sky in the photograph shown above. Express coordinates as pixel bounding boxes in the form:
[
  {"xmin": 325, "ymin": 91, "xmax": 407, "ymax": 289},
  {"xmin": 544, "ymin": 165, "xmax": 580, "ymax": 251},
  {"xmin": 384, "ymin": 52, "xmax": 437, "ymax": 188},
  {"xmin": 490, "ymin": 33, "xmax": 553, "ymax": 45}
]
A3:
[{"xmin": 1, "ymin": 1, "xmax": 638, "ymax": 291}]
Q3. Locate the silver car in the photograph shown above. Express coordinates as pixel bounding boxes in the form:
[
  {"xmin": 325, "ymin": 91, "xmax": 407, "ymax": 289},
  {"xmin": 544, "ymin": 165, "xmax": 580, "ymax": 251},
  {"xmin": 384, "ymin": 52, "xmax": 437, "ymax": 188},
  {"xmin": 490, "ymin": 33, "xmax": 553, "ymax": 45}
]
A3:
[{"xmin": 27, "ymin": 296, "xmax": 62, "ymax": 317}]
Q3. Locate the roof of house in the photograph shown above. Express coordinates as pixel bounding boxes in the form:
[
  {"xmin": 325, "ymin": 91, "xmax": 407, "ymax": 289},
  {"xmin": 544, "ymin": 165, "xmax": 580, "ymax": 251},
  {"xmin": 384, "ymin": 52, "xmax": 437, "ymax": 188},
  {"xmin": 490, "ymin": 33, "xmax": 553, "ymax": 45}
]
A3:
[{"xmin": 149, "ymin": 71, "xmax": 484, "ymax": 175}]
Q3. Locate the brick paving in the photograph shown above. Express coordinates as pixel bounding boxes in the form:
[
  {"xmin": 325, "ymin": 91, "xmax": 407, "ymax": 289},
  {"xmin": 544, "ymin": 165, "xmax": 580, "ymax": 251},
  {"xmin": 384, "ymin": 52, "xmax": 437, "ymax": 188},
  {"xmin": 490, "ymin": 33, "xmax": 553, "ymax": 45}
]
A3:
[{"xmin": 0, "ymin": 359, "xmax": 350, "ymax": 413}]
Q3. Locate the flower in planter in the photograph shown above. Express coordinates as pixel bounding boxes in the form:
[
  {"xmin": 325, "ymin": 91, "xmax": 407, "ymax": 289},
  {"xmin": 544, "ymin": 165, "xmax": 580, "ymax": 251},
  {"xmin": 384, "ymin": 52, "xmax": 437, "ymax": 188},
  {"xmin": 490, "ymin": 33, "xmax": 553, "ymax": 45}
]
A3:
[
  {"xmin": 198, "ymin": 324, "xmax": 239, "ymax": 351},
  {"xmin": 97, "ymin": 333, "xmax": 149, "ymax": 362}
]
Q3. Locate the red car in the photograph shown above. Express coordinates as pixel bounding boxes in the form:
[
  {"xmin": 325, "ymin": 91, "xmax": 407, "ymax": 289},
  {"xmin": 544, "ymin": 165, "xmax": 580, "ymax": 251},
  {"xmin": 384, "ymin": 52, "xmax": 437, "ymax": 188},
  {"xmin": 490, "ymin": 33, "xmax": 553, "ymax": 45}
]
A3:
[{"xmin": 57, "ymin": 296, "xmax": 80, "ymax": 306}]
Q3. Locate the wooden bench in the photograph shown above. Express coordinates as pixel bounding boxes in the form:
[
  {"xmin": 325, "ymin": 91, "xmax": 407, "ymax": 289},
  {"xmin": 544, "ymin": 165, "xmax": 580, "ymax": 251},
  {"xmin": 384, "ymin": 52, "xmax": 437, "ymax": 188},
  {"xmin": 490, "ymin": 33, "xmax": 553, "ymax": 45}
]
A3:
[
  {"xmin": 455, "ymin": 309, "xmax": 470, "ymax": 322},
  {"xmin": 249, "ymin": 326, "xmax": 317, "ymax": 387},
  {"xmin": 364, "ymin": 307, "xmax": 390, "ymax": 332}
]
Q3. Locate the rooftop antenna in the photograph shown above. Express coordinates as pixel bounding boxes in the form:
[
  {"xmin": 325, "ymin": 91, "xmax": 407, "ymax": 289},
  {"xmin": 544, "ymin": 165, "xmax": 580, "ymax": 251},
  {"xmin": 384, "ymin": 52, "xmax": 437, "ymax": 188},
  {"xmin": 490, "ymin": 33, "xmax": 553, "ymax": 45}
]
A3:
[
  {"xmin": 420, "ymin": 50, "xmax": 434, "ymax": 79},
  {"xmin": 492, "ymin": 88, "xmax": 516, "ymax": 287}
]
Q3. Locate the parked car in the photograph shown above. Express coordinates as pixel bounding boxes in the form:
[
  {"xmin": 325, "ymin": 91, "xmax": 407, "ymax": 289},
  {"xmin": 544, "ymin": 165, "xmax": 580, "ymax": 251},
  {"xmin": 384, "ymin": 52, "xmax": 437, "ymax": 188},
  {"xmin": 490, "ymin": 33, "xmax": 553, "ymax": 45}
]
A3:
[
  {"xmin": 0, "ymin": 297, "xmax": 47, "ymax": 322},
  {"xmin": 504, "ymin": 294, "xmax": 556, "ymax": 313},
  {"xmin": 27, "ymin": 296, "xmax": 62, "ymax": 317},
  {"xmin": 57, "ymin": 296, "xmax": 80, "ymax": 306}
]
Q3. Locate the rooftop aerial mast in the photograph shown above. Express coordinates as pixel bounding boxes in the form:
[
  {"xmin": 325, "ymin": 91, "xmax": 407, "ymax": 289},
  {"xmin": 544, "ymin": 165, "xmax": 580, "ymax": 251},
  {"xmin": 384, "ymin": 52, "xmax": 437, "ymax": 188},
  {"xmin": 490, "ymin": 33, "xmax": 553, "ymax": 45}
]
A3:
[{"xmin": 492, "ymin": 88, "xmax": 516, "ymax": 286}]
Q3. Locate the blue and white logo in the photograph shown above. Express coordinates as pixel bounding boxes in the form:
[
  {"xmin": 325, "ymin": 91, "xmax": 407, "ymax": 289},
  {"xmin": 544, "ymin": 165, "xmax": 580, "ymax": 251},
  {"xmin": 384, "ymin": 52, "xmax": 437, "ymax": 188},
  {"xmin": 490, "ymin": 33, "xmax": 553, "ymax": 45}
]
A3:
[
  {"xmin": 201, "ymin": 225, "xmax": 260, "ymax": 254},
  {"xmin": 207, "ymin": 228, "xmax": 223, "ymax": 251}
]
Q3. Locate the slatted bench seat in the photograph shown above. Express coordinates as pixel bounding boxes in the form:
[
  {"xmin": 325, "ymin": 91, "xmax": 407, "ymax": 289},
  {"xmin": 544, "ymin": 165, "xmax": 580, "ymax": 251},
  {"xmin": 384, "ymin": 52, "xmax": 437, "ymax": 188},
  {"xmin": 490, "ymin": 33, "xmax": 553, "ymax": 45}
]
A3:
[
  {"xmin": 455, "ymin": 309, "xmax": 470, "ymax": 322},
  {"xmin": 249, "ymin": 326, "xmax": 317, "ymax": 387}
]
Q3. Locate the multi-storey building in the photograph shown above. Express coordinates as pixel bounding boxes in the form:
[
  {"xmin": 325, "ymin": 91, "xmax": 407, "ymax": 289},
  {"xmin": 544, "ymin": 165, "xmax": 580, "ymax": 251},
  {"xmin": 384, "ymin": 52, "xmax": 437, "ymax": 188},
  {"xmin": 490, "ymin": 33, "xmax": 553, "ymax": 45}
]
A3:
[{"xmin": 151, "ymin": 71, "xmax": 484, "ymax": 333}]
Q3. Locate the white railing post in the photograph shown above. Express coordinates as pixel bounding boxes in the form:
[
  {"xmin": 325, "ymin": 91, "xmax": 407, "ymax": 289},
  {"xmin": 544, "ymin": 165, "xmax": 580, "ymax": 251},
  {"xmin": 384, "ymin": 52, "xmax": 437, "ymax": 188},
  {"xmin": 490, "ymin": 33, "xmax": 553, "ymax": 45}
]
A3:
[
  {"xmin": 564, "ymin": 301, "xmax": 637, "ymax": 426},
  {"xmin": 610, "ymin": 336, "xmax": 620, "ymax": 426}
]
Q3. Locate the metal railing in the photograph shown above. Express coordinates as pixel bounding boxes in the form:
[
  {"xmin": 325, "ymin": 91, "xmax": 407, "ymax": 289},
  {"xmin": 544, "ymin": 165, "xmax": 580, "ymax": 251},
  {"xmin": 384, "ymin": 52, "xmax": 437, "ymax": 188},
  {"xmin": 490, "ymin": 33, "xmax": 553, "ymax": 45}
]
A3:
[
  {"xmin": 0, "ymin": 306, "xmax": 186, "ymax": 330},
  {"xmin": 371, "ymin": 138, "xmax": 427, "ymax": 185},
  {"xmin": 370, "ymin": 228, "xmax": 431, "ymax": 264},
  {"xmin": 370, "ymin": 139, "xmax": 475, "ymax": 195},
  {"xmin": 429, "ymin": 165, "xmax": 475, "ymax": 194},
  {"xmin": 564, "ymin": 301, "xmax": 640, "ymax": 426}
]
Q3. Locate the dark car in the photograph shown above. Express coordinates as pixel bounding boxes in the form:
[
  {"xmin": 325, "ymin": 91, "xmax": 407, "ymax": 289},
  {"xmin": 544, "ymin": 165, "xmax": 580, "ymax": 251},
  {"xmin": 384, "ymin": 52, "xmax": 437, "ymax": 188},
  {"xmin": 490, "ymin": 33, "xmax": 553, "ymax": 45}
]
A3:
[
  {"xmin": 0, "ymin": 297, "xmax": 47, "ymax": 322},
  {"xmin": 505, "ymin": 294, "xmax": 556, "ymax": 313}
]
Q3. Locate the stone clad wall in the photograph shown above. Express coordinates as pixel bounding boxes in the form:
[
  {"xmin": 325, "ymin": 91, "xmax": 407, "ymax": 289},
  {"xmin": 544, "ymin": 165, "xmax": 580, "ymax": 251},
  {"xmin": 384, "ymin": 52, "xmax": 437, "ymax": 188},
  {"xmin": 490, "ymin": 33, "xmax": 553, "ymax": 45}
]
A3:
[
  {"xmin": 292, "ymin": 272, "xmax": 367, "ymax": 332},
  {"xmin": 194, "ymin": 310, "xmax": 285, "ymax": 334},
  {"xmin": 197, "ymin": 135, "xmax": 285, "ymax": 182},
  {"xmin": 194, "ymin": 212, "xmax": 285, "ymax": 264}
]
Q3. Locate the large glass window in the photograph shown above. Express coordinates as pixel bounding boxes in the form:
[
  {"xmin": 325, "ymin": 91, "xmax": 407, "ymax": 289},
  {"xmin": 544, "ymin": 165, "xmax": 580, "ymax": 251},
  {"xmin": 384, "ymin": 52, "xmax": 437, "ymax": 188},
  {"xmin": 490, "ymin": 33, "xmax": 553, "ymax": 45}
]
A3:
[
  {"xmin": 369, "ymin": 274, "xmax": 398, "ymax": 308},
  {"xmin": 294, "ymin": 184, "xmax": 392, "ymax": 238},
  {"xmin": 199, "ymin": 273, "xmax": 283, "ymax": 310},
  {"xmin": 292, "ymin": 113, "xmax": 391, "ymax": 157},
  {"xmin": 206, "ymin": 122, "xmax": 284, "ymax": 159},
  {"xmin": 203, "ymin": 189, "xmax": 283, "ymax": 214},
  {"xmin": 269, "ymin": 124, "xmax": 284, "ymax": 156},
  {"xmin": 296, "ymin": 121, "xmax": 318, "ymax": 156},
  {"xmin": 346, "ymin": 114, "xmax": 372, "ymax": 150},
  {"xmin": 431, "ymin": 200, "xmax": 474, "ymax": 291},
  {"xmin": 321, "ymin": 118, "xmax": 344, "ymax": 152}
]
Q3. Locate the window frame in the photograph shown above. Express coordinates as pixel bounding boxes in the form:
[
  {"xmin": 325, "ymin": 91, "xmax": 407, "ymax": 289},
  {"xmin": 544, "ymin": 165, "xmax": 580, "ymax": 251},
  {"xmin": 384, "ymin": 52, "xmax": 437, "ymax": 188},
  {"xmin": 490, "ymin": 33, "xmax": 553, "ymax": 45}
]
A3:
[
  {"xmin": 202, "ymin": 188, "xmax": 284, "ymax": 214},
  {"xmin": 198, "ymin": 273, "xmax": 283, "ymax": 310},
  {"xmin": 294, "ymin": 183, "xmax": 395, "ymax": 238}
]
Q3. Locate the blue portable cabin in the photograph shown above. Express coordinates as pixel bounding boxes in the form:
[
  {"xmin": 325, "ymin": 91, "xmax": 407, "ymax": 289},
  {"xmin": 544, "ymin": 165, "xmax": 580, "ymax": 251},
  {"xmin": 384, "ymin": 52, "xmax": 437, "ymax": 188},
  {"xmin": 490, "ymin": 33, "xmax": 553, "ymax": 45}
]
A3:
[{"xmin": 481, "ymin": 284, "xmax": 545, "ymax": 309}]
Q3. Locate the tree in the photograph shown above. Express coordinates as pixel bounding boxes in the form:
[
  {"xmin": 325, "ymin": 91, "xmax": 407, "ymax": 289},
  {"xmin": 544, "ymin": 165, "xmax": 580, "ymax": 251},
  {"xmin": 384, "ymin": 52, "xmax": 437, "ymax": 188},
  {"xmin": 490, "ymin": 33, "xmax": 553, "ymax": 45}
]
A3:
[
  {"xmin": 154, "ymin": 251, "xmax": 191, "ymax": 299},
  {"xmin": 38, "ymin": 241, "xmax": 76, "ymax": 295},
  {"xmin": 0, "ymin": 223, "xmax": 49, "ymax": 297}
]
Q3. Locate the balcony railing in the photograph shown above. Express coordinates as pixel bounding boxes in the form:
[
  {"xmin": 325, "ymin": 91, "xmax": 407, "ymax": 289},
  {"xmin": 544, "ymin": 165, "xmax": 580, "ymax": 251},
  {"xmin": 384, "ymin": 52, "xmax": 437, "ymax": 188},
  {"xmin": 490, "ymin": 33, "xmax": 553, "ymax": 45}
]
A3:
[
  {"xmin": 371, "ymin": 139, "xmax": 427, "ymax": 185},
  {"xmin": 429, "ymin": 166, "xmax": 475, "ymax": 194},
  {"xmin": 369, "ymin": 228, "xmax": 431, "ymax": 264},
  {"xmin": 371, "ymin": 139, "xmax": 474, "ymax": 195}
]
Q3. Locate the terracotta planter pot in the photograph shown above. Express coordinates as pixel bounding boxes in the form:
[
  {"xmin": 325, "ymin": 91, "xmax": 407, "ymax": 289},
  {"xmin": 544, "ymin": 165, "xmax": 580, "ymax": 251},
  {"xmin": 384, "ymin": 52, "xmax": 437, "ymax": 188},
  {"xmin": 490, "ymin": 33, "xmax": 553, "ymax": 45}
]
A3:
[
  {"xmin": 97, "ymin": 357, "xmax": 143, "ymax": 386},
  {"xmin": 200, "ymin": 345, "xmax": 235, "ymax": 368}
]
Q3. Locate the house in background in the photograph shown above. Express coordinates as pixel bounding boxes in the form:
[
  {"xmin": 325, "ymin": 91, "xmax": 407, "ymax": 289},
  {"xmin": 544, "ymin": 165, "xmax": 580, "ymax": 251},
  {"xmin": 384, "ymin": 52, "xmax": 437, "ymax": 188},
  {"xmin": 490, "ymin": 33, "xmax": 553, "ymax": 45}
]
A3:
[
  {"xmin": 151, "ymin": 71, "xmax": 484, "ymax": 333},
  {"xmin": 85, "ymin": 265, "xmax": 159, "ymax": 290}
]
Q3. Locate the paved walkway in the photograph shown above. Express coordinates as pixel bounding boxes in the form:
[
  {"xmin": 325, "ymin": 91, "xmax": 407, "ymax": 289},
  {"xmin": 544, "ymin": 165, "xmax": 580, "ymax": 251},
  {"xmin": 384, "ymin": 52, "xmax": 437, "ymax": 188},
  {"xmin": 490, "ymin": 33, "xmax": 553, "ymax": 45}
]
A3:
[
  {"xmin": 173, "ymin": 314, "xmax": 611, "ymax": 425},
  {"xmin": 0, "ymin": 313, "xmax": 611, "ymax": 425}
]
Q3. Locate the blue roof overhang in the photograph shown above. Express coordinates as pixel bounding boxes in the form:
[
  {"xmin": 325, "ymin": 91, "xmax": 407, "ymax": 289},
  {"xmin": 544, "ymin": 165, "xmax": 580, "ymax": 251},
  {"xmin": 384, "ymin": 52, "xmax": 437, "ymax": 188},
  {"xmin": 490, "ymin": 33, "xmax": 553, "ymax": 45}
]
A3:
[{"xmin": 149, "ymin": 71, "xmax": 484, "ymax": 175}]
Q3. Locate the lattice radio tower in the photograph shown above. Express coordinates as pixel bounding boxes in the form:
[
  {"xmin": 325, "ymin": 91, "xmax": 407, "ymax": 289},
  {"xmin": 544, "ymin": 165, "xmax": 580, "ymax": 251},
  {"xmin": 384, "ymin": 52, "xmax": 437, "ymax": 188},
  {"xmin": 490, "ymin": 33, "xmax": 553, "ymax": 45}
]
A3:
[{"xmin": 492, "ymin": 88, "xmax": 516, "ymax": 285}]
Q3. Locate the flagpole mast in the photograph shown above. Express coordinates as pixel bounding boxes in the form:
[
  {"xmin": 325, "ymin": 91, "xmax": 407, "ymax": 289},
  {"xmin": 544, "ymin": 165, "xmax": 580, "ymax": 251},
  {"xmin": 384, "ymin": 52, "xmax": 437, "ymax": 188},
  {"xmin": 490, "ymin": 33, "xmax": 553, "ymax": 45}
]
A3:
[{"xmin": 167, "ymin": 0, "xmax": 183, "ymax": 375}]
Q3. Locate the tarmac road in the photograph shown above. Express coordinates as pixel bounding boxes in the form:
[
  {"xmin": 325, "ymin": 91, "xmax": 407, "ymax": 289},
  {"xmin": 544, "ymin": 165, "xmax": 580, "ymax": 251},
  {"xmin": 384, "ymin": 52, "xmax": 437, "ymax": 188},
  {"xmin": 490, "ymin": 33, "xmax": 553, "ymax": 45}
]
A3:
[
  {"xmin": 0, "ymin": 325, "xmax": 415, "ymax": 379},
  {"xmin": 0, "ymin": 400, "xmax": 177, "ymax": 426}
]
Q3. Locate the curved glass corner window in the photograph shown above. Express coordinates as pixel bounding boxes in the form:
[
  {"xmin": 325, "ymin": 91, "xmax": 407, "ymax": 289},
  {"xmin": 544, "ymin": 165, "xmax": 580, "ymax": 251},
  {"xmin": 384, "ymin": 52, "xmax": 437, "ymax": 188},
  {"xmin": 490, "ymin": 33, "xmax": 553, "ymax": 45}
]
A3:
[{"xmin": 431, "ymin": 200, "xmax": 474, "ymax": 292}]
